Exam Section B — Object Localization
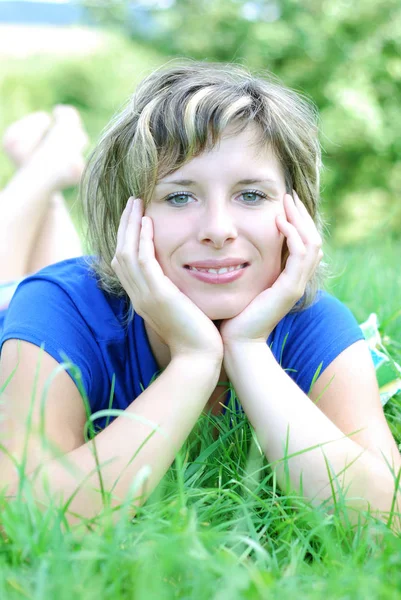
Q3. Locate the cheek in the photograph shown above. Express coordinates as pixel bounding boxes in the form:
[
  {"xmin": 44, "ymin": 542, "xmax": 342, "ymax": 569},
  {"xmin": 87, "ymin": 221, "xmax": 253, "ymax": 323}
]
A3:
[
  {"xmin": 151, "ymin": 212, "xmax": 195, "ymax": 268},
  {"xmin": 149, "ymin": 216, "xmax": 167, "ymax": 259},
  {"xmin": 152, "ymin": 234, "xmax": 170, "ymax": 270},
  {"xmin": 257, "ymin": 217, "xmax": 283, "ymax": 257},
  {"xmin": 152, "ymin": 220, "xmax": 183, "ymax": 272},
  {"xmin": 255, "ymin": 220, "xmax": 284, "ymax": 283}
]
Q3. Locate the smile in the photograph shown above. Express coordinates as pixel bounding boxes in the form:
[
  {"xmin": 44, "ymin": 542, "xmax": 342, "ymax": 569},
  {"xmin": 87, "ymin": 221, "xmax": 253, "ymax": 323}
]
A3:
[
  {"xmin": 187, "ymin": 263, "xmax": 247, "ymax": 274},
  {"xmin": 184, "ymin": 263, "xmax": 249, "ymax": 284}
]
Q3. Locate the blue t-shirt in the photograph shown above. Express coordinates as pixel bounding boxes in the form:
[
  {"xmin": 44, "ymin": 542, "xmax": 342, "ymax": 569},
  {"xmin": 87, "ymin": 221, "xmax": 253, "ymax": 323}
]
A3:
[{"xmin": 0, "ymin": 257, "xmax": 364, "ymax": 431}]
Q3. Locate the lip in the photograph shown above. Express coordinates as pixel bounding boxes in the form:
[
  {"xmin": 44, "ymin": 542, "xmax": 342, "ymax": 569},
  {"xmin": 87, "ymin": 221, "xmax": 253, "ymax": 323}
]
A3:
[
  {"xmin": 185, "ymin": 258, "xmax": 249, "ymax": 269},
  {"xmin": 184, "ymin": 264, "xmax": 248, "ymax": 284}
]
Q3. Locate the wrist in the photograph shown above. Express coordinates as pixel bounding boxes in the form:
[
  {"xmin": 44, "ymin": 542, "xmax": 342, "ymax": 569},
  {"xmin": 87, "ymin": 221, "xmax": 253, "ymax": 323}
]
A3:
[
  {"xmin": 224, "ymin": 341, "xmax": 275, "ymax": 374},
  {"xmin": 170, "ymin": 351, "xmax": 223, "ymax": 380},
  {"xmin": 224, "ymin": 339, "xmax": 270, "ymax": 356}
]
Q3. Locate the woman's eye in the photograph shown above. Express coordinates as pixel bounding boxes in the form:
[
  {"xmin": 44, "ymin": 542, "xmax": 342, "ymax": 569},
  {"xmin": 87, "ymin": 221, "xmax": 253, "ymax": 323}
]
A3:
[
  {"xmin": 165, "ymin": 193, "xmax": 193, "ymax": 206},
  {"xmin": 239, "ymin": 190, "xmax": 267, "ymax": 204},
  {"xmin": 164, "ymin": 190, "xmax": 267, "ymax": 206}
]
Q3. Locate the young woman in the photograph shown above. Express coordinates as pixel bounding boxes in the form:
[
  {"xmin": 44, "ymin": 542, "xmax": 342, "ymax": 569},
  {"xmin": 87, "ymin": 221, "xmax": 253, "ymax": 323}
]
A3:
[{"xmin": 0, "ymin": 61, "xmax": 400, "ymax": 528}]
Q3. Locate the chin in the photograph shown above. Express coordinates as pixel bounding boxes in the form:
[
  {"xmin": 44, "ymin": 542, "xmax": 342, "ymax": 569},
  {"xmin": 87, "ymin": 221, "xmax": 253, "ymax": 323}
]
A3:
[{"xmin": 196, "ymin": 298, "xmax": 248, "ymax": 321}]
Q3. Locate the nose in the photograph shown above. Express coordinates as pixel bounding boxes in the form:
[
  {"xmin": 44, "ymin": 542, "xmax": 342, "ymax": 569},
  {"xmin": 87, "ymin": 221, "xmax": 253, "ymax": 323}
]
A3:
[{"xmin": 197, "ymin": 200, "xmax": 238, "ymax": 248}]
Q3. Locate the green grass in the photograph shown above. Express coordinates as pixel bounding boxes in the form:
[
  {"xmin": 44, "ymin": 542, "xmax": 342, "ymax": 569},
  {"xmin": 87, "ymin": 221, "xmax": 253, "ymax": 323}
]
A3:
[
  {"xmin": 325, "ymin": 237, "xmax": 401, "ymax": 360},
  {"xmin": 1, "ymin": 237, "xmax": 401, "ymax": 599}
]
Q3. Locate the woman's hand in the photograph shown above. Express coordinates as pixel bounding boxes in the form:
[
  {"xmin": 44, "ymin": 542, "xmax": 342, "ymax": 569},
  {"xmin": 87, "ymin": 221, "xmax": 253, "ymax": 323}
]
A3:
[
  {"xmin": 219, "ymin": 192, "xmax": 323, "ymax": 347},
  {"xmin": 111, "ymin": 198, "xmax": 224, "ymax": 361}
]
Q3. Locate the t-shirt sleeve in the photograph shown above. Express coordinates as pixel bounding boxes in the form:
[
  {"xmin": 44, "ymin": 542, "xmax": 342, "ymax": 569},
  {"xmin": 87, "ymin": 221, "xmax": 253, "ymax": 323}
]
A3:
[
  {"xmin": 279, "ymin": 292, "xmax": 365, "ymax": 394},
  {"xmin": 0, "ymin": 276, "xmax": 102, "ymax": 400}
]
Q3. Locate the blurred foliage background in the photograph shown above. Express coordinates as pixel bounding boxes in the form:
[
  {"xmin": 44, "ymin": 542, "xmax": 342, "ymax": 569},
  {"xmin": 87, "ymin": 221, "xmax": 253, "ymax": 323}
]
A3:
[{"xmin": 0, "ymin": 0, "xmax": 400, "ymax": 244}]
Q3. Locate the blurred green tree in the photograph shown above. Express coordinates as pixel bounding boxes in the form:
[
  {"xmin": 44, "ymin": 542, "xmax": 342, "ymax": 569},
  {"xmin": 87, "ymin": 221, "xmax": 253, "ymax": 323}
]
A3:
[{"xmin": 85, "ymin": 0, "xmax": 401, "ymax": 241}]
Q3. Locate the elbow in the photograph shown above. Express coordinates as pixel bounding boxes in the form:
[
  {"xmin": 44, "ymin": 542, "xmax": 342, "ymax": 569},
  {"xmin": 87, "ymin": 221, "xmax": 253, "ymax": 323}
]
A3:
[{"xmin": 317, "ymin": 454, "xmax": 401, "ymax": 533}]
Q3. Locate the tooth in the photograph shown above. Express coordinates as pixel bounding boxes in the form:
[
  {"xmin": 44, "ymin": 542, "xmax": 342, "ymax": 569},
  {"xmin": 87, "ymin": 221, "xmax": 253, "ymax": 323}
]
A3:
[{"xmin": 189, "ymin": 264, "xmax": 246, "ymax": 273}]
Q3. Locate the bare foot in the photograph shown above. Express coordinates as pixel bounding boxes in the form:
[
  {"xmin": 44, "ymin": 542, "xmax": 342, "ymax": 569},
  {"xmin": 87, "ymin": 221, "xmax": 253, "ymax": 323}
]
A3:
[
  {"xmin": 2, "ymin": 111, "xmax": 52, "ymax": 167},
  {"xmin": 27, "ymin": 105, "xmax": 89, "ymax": 190}
]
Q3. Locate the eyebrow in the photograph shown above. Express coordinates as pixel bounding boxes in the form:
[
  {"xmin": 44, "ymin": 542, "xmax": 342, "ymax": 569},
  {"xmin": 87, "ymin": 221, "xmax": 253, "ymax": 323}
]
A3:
[{"xmin": 158, "ymin": 178, "xmax": 279, "ymax": 186}]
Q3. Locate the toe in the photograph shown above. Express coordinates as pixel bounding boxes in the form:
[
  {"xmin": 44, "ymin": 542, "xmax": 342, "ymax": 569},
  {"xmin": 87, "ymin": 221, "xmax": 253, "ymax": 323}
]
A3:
[{"xmin": 2, "ymin": 111, "xmax": 52, "ymax": 165}]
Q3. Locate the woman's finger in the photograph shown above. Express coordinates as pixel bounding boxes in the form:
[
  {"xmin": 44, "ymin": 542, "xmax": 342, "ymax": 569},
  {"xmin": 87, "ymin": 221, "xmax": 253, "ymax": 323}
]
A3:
[
  {"xmin": 277, "ymin": 214, "xmax": 306, "ymax": 258},
  {"xmin": 121, "ymin": 198, "xmax": 153, "ymax": 294},
  {"xmin": 137, "ymin": 216, "xmax": 167, "ymax": 288},
  {"xmin": 113, "ymin": 197, "xmax": 146, "ymax": 298},
  {"xmin": 276, "ymin": 216, "xmax": 320, "ymax": 287},
  {"xmin": 293, "ymin": 190, "xmax": 316, "ymax": 226},
  {"xmin": 284, "ymin": 192, "xmax": 322, "ymax": 249},
  {"xmin": 291, "ymin": 192, "xmax": 324, "ymax": 268},
  {"xmin": 114, "ymin": 197, "xmax": 134, "ymax": 256},
  {"xmin": 277, "ymin": 216, "xmax": 310, "ymax": 282},
  {"xmin": 293, "ymin": 191, "xmax": 323, "ymax": 247}
]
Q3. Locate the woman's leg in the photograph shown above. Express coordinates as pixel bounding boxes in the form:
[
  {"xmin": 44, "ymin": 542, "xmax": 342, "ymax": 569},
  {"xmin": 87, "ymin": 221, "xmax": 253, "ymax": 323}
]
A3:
[
  {"xmin": 0, "ymin": 154, "xmax": 60, "ymax": 282},
  {"xmin": 0, "ymin": 107, "xmax": 87, "ymax": 282},
  {"xmin": 26, "ymin": 192, "xmax": 83, "ymax": 274}
]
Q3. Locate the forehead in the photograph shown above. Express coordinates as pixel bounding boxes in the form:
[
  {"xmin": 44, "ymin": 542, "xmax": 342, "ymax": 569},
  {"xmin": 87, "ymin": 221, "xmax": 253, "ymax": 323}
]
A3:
[{"xmin": 158, "ymin": 124, "xmax": 284, "ymax": 183}]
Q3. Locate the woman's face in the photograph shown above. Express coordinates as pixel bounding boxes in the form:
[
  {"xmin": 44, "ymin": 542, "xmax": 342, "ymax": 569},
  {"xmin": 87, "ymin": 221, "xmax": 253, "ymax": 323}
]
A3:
[{"xmin": 145, "ymin": 124, "xmax": 287, "ymax": 320}]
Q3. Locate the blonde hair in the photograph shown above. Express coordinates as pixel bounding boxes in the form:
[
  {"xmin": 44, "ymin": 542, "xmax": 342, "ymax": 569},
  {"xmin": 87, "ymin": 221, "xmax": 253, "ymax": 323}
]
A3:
[{"xmin": 82, "ymin": 59, "xmax": 324, "ymax": 309}]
